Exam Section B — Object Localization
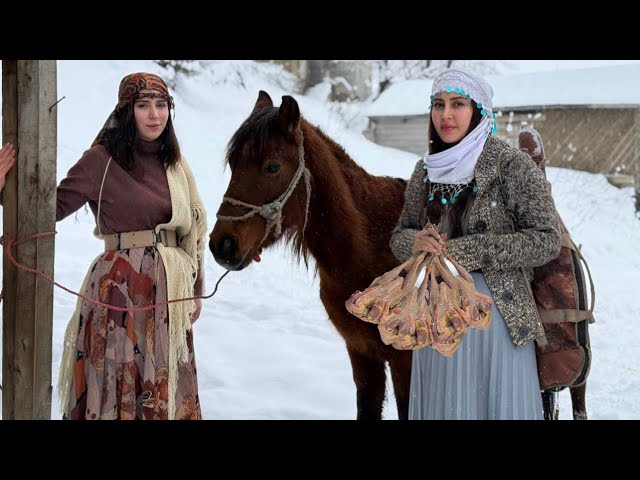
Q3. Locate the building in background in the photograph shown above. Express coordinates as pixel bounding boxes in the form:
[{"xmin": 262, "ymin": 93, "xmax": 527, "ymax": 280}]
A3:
[{"xmin": 363, "ymin": 64, "xmax": 640, "ymax": 188}]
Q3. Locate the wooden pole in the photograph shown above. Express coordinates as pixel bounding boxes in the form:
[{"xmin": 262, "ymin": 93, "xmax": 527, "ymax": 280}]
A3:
[
  {"xmin": 2, "ymin": 60, "xmax": 57, "ymax": 419},
  {"xmin": 2, "ymin": 60, "xmax": 19, "ymax": 419}
]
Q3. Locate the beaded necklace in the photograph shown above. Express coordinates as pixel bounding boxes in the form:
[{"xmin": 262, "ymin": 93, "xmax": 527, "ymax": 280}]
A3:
[{"xmin": 421, "ymin": 163, "xmax": 477, "ymax": 205}]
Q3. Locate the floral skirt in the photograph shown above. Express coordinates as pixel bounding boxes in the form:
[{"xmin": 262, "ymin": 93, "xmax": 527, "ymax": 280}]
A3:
[{"xmin": 65, "ymin": 247, "xmax": 201, "ymax": 420}]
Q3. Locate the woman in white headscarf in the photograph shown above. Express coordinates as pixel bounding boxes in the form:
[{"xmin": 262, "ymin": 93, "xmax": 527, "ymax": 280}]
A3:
[{"xmin": 390, "ymin": 67, "xmax": 561, "ymax": 420}]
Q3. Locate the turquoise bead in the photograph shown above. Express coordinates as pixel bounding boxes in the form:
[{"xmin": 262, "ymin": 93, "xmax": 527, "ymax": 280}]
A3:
[
  {"xmin": 428, "ymin": 194, "xmax": 434, "ymax": 201},
  {"xmin": 473, "ymin": 185, "xmax": 478, "ymax": 193},
  {"xmin": 441, "ymin": 198, "xmax": 447, "ymax": 205}
]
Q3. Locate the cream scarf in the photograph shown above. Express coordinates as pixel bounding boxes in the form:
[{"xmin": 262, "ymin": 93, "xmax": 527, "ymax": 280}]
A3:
[{"xmin": 57, "ymin": 156, "xmax": 207, "ymax": 420}]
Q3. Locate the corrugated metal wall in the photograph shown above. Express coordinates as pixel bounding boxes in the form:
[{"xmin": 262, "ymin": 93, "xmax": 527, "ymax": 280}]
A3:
[{"xmin": 500, "ymin": 108, "xmax": 637, "ymax": 176}]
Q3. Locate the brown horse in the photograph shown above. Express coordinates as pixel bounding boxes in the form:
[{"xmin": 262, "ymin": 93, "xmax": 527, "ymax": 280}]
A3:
[
  {"xmin": 209, "ymin": 91, "xmax": 412, "ymax": 420},
  {"xmin": 209, "ymin": 90, "xmax": 587, "ymax": 421}
]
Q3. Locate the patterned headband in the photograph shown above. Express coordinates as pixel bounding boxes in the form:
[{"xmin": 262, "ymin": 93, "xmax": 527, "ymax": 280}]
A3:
[
  {"xmin": 91, "ymin": 72, "xmax": 174, "ymax": 147},
  {"xmin": 116, "ymin": 72, "xmax": 175, "ymax": 112}
]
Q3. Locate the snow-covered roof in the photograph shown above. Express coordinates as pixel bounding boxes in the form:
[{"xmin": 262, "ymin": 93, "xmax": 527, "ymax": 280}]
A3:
[{"xmin": 365, "ymin": 63, "xmax": 640, "ymax": 117}]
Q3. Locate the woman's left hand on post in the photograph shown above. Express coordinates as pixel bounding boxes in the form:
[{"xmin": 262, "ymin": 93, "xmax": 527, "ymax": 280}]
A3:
[{"xmin": 0, "ymin": 143, "xmax": 17, "ymax": 193}]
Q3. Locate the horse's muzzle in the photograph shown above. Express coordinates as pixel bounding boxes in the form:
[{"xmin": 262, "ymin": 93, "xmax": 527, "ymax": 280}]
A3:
[{"xmin": 210, "ymin": 234, "xmax": 246, "ymax": 271}]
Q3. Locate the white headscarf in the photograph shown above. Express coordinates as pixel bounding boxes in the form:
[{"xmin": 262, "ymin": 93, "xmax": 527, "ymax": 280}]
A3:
[{"xmin": 423, "ymin": 67, "xmax": 496, "ymax": 185}]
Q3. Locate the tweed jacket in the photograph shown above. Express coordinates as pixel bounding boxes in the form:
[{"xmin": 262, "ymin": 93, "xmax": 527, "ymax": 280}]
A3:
[{"xmin": 390, "ymin": 136, "xmax": 561, "ymax": 347}]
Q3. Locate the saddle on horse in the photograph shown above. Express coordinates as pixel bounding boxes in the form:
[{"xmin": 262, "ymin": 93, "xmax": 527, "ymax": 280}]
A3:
[{"xmin": 517, "ymin": 126, "xmax": 595, "ymax": 392}]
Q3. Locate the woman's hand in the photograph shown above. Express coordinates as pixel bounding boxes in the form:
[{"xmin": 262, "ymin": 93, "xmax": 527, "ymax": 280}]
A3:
[
  {"xmin": 0, "ymin": 143, "xmax": 16, "ymax": 193},
  {"xmin": 412, "ymin": 226, "xmax": 448, "ymax": 256},
  {"xmin": 190, "ymin": 298, "xmax": 202, "ymax": 324}
]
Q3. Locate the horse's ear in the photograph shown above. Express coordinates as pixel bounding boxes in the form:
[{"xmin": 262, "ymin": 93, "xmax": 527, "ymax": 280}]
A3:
[
  {"xmin": 278, "ymin": 95, "xmax": 301, "ymax": 137},
  {"xmin": 251, "ymin": 90, "xmax": 273, "ymax": 115}
]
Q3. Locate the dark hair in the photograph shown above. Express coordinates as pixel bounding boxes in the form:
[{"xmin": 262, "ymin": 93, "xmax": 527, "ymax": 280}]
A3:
[
  {"xmin": 102, "ymin": 96, "xmax": 181, "ymax": 170},
  {"xmin": 428, "ymin": 99, "xmax": 482, "ymax": 154}
]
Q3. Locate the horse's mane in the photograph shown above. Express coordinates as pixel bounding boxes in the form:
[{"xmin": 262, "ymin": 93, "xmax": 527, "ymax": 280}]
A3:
[{"xmin": 224, "ymin": 108, "xmax": 280, "ymax": 169}]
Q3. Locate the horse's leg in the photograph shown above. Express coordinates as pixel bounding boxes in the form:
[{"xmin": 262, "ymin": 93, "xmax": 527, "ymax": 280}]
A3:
[
  {"xmin": 346, "ymin": 345, "xmax": 387, "ymax": 420},
  {"xmin": 541, "ymin": 390, "xmax": 559, "ymax": 420},
  {"xmin": 570, "ymin": 383, "xmax": 588, "ymax": 420},
  {"xmin": 387, "ymin": 350, "xmax": 413, "ymax": 420}
]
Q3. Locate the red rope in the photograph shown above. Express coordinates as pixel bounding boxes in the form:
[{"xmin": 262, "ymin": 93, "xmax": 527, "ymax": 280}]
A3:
[{"xmin": 0, "ymin": 231, "xmax": 228, "ymax": 311}]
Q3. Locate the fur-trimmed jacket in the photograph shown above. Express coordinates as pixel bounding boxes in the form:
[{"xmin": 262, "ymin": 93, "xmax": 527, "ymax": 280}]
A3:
[{"xmin": 390, "ymin": 136, "xmax": 561, "ymax": 347}]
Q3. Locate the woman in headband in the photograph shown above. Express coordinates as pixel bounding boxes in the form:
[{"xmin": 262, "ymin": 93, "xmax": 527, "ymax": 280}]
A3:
[{"xmin": 56, "ymin": 72, "xmax": 207, "ymax": 420}]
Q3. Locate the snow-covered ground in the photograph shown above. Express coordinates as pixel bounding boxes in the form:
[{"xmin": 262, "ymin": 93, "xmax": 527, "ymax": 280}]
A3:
[{"xmin": 1, "ymin": 60, "xmax": 637, "ymax": 419}]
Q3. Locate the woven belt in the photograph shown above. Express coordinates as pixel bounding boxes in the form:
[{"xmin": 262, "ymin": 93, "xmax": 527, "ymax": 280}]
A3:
[{"xmin": 103, "ymin": 229, "xmax": 178, "ymax": 251}]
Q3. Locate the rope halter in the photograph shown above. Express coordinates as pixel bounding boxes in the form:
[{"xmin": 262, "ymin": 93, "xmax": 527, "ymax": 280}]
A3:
[{"xmin": 216, "ymin": 131, "xmax": 312, "ymax": 248}]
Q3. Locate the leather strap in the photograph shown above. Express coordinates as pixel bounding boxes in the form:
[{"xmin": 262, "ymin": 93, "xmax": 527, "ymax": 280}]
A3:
[{"xmin": 103, "ymin": 229, "xmax": 178, "ymax": 251}]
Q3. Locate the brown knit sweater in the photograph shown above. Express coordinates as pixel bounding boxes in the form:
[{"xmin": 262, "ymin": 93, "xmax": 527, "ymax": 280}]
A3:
[{"xmin": 56, "ymin": 139, "xmax": 203, "ymax": 294}]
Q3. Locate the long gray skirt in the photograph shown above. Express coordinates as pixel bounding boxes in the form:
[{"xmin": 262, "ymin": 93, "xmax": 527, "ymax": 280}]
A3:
[{"xmin": 409, "ymin": 271, "xmax": 543, "ymax": 420}]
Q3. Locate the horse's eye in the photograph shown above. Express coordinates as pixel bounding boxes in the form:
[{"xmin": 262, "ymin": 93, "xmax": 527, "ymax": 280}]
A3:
[{"xmin": 265, "ymin": 163, "xmax": 280, "ymax": 174}]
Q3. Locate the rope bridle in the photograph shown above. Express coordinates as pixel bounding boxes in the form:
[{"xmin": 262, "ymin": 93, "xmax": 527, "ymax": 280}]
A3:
[{"xmin": 216, "ymin": 131, "xmax": 312, "ymax": 248}]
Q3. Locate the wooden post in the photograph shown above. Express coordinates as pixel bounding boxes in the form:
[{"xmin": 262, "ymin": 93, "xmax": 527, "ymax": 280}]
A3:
[
  {"xmin": 2, "ymin": 60, "xmax": 18, "ymax": 419},
  {"xmin": 2, "ymin": 60, "xmax": 57, "ymax": 419}
]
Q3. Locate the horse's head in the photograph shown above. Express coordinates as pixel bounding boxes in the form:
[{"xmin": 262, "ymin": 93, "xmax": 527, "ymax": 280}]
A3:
[{"xmin": 210, "ymin": 90, "xmax": 310, "ymax": 271}]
